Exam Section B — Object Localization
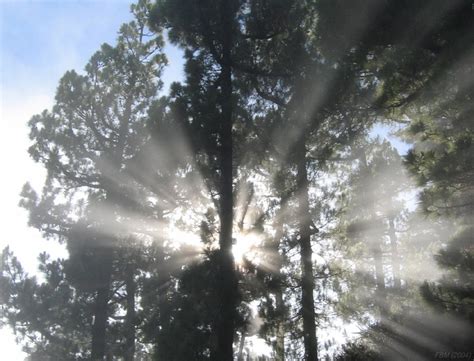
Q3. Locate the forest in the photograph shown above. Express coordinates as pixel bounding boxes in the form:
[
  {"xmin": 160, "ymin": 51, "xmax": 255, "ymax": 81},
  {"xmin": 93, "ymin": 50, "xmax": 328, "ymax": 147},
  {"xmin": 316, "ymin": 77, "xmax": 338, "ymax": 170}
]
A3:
[{"xmin": 1, "ymin": 0, "xmax": 473, "ymax": 360}]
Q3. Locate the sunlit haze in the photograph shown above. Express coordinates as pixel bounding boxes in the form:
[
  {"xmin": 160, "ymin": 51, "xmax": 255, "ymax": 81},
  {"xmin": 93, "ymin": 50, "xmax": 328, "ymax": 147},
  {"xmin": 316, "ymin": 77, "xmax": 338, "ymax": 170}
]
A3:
[{"xmin": 1, "ymin": 1, "xmax": 472, "ymax": 360}]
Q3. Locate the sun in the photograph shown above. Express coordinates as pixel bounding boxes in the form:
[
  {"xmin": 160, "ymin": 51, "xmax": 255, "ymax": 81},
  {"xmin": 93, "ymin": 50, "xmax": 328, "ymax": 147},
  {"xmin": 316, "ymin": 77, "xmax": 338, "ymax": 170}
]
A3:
[{"xmin": 232, "ymin": 232, "xmax": 262, "ymax": 265}]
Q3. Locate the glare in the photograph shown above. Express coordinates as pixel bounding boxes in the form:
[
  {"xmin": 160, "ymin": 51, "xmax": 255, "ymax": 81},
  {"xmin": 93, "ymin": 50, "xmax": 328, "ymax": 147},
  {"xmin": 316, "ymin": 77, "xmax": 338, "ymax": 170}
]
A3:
[
  {"xmin": 166, "ymin": 226, "xmax": 202, "ymax": 249},
  {"xmin": 232, "ymin": 232, "xmax": 263, "ymax": 265}
]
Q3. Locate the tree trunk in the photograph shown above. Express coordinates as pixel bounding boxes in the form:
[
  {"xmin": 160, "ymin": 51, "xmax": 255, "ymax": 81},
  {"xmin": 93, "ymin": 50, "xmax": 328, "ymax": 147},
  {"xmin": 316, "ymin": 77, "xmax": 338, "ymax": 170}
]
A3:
[
  {"xmin": 124, "ymin": 266, "xmax": 136, "ymax": 361},
  {"xmin": 296, "ymin": 140, "xmax": 318, "ymax": 361},
  {"xmin": 273, "ymin": 204, "xmax": 286, "ymax": 361},
  {"xmin": 373, "ymin": 243, "xmax": 387, "ymax": 318},
  {"xmin": 213, "ymin": 1, "xmax": 237, "ymax": 360},
  {"xmin": 388, "ymin": 216, "xmax": 401, "ymax": 289},
  {"xmin": 373, "ymin": 244, "xmax": 385, "ymax": 292},
  {"xmin": 275, "ymin": 289, "xmax": 285, "ymax": 361},
  {"xmin": 154, "ymin": 244, "xmax": 172, "ymax": 361},
  {"xmin": 359, "ymin": 151, "xmax": 387, "ymax": 316},
  {"xmin": 237, "ymin": 332, "xmax": 246, "ymax": 361},
  {"xmin": 91, "ymin": 249, "xmax": 113, "ymax": 361}
]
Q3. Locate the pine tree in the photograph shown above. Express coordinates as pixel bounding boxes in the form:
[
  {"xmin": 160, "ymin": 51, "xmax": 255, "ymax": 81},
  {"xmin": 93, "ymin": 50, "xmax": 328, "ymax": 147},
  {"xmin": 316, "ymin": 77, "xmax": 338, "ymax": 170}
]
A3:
[
  {"xmin": 19, "ymin": 1, "xmax": 167, "ymax": 359},
  {"xmin": 1, "ymin": 248, "xmax": 93, "ymax": 360},
  {"xmin": 150, "ymin": 1, "xmax": 253, "ymax": 358},
  {"xmin": 402, "ymin": 26, "xmax": 474, "ymax": 347}
]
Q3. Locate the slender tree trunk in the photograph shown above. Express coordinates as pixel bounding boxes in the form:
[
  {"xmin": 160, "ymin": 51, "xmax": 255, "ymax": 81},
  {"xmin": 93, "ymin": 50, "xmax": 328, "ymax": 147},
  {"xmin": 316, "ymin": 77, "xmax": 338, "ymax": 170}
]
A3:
[
  {"xmin": 358, "ymin": 151, "xmax": 387, "ymax": 319},
  {"xmin": 91, "ymin": 249, "xmax": 113, "ymax": 361},
  {"xmin": 373, "ymin": 243, "xmax": 387, "ymax": 318},
  {"xmin": 273, "ymin": 204, "xmax": 286, "ymax": 361},
  {"xmin": 213, "ymin": 1, "xmax": 237, "ymax": 360},
  {"xmin": 296, "ymin": 140, "xmax": 318, "ymax": 361},
  {"xmin": 275, "ymin": 289, "xmax": 285, "ymax": 361},
  {"xmin": 388, "ymin": 216, "xmax": 401, "ymax": 289},
  {"xmin": 124, "ymin": 266, "xmax": 136, "ymax": 361},
  {"xmin": 237, "ymin": 332, "xmax": 246, "ymax": 361},
  {"xmin": 154, "ymin": 244, "xmax": 172, "ymax": 361},
  {"xmin": 373, "ymin": 245, "xmax": 385, "ymax": 292}
]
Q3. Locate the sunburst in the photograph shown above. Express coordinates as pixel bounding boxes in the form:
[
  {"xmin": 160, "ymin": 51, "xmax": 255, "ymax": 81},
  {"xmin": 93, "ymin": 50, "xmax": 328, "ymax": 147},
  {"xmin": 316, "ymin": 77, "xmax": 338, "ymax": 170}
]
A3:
[{"xmin": 232, "ymin": 231, "xmax": 263, "ymax": 265}]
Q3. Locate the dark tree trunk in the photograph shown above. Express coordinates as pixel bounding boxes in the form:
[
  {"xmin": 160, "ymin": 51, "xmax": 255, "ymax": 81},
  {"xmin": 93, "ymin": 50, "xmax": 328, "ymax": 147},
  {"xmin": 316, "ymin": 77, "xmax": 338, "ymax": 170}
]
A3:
[
  {"xmin": 124, "ymin": 266, "xmax": 136, "ymax": 361},
  {"xmin": 213, "ymin": 1, "xmax": 237, "ymax": 360},
  {"xmin": 154, "ymin": 244, "xmax": 172, "ymax": 361},
  {"xmin": 296, "ymin": 140, "xmax": 318, "ymax": 361},
  {"xmin": 275, "ymin": 289, "xmax": 285, "ymax": 361},
  {"xmin": 273, "ymin": 205, "xmax": 286, "ymax": 361},
  {"xmin": 388, "ymin": 216, "xmax": 401, "ymax": 289},
  {"xmin": 91, "ymin": 249, "xmax": 113, "ymax": 361}
]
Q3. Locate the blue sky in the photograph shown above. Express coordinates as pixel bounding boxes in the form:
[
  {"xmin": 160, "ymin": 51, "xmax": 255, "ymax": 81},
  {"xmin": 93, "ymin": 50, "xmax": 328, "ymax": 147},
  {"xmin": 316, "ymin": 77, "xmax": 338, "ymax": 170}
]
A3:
[
  {"xmin": 0, "ymin": 1, "xmax": 183, "ymax": 358},
  {"xmin": 1, "ymin": 1, "xmax": 183, "ymax": 111},
  {"xmin": 2, "ymin": 1, "xmax": 132, "ymax": 99}
]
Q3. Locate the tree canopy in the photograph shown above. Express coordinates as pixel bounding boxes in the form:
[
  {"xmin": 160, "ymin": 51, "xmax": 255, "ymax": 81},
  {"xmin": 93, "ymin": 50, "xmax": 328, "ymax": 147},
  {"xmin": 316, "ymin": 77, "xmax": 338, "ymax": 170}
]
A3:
[{"xmin": 1, "ymin": 0, "xmax": 473, "ymax": 360}]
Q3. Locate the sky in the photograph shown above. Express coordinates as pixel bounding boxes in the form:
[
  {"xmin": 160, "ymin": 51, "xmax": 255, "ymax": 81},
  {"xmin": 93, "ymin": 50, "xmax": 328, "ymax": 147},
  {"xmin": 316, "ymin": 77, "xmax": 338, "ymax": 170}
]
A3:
[{"xmin": 0, "ymin": 1, "xmax": 183, "ymax": 358}]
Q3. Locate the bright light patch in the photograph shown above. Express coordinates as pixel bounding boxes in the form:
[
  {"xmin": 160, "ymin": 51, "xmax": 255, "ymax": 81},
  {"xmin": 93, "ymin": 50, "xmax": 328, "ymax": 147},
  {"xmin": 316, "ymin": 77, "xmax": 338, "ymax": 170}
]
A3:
[
  {"xmin": 232, "ymin": 232, "xmax": 263, "ymax": 265},
  {"xmin": 167, "ymin": 227, "xmax": 202, "ymax": 249},
  {"xmin": 244, "ymin": 335, "xmax": 273, "ymax": 358}
]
